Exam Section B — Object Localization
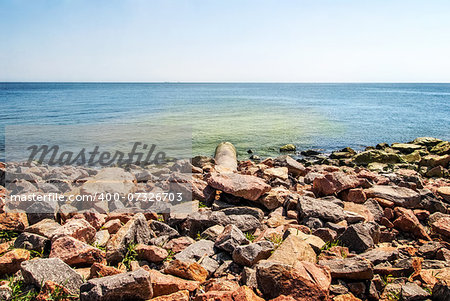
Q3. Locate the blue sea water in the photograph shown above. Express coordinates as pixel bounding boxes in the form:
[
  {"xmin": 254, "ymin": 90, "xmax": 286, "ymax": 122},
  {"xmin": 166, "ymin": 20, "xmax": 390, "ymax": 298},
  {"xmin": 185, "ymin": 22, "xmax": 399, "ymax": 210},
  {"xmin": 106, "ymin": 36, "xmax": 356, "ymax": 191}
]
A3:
[{"xmin": 1, "ymin": 82, "xmax": 449, "ymax": 159}]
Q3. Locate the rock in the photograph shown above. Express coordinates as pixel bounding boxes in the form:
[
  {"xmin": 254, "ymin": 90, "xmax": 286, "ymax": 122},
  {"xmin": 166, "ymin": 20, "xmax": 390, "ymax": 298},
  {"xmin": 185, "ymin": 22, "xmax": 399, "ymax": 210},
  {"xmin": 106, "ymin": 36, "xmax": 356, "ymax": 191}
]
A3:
[
  {"xmin": 80, "ymin": 268, "xmax": 152, "ymax": 301},
  {"xmin": 364, "ymin": 185, "xmax": 421, "ymax": 208},
  {"xmin": 267, "ymin": 234, "xmax": 316, "ymax": 265},
  {"xmin": 151, "ymin": 290, "xmax": 190, "ymax": 301},
  {"xmin": 50, "ymin": 236, "xmax": 105, "ymax": 266},
  {"xmin": 89, "ymin": 262, "xmax": 123, "ymax": 279},
  {"xmin": 401, "ymin": 282, "xmax": 430, "ymax": 301},
  {"xmin": 431, "ymin": 216, "xmax": 450, "ymax": 239},
  {"xmin": 0, "ymin": 212, "xmax": 29, "ymax": 231},
  {"xmin": 256, "ymin": 260, "xmax": 331, "ymax": 300},
  {"xmin": 297, "ymin": 196, "xmax": 346, "ymax": 223},
  {"xmin": 420, "ymin": 154, "xmax": 450, "ymax": 168},
  {"xmin": 106, "ymin": 213, "xmax": 153, "ymax": 263},
  {"xmin": 363, "ymin": 198, "xmax": 384, "ymax": 222},
  {"xmin": 280, "ymin": 144, "xmax": 296, "ymax": 152},
  {"xmin": 353, "ymin": 150, "xmax": 402, "ymax": 165},
  {"xmin": 0, "ymin": 281, "xmax": 12, "ymax": 300},
  {"xmin": 80, "ymin": 167, "xmax": 136, "ymax": 196},
  {"xmin": 432, "ymin": 279, "xmax": 450, "ymax": 301},
  {"xmin": 164, "ymin": 259, "xmax": 208, "ymax": 282},
  {"xmin": 215, "ymin": 224, "xmax": 250, "ymax": 253},
  {"xmin": 258, "ymin": 186, "xmax": 291, "ymax": 210},
  {"xmin": 51, "ymin": 218, "xmax": 96, "ymax": 243},
  {"xmin": 0, "ymin": 249, "xmax": 30, "ymax": 274},
  {"xmin": 215, "ymin": 142, "xmax": 238, "ymax": 172},
  {"xmin": 274, "ymin": 155, "xmax": 306, "ymax": 176},
  {"xmin": 175, "ymin": 239, "xmax": 215, "ymax": 262},
  {"xmin": 164, "ymin": 236, "xmax": 196, "ymax": 253},
  {"xmin": 318, "ymin": 256, "xmax": 373, "ymax": 280},
  {"xmin": 283, "ymin": 228, "xmax": 325, "ymax": 253},
  {"xmin": 341, "ymin": 188, "xmax": 367, "ymax": 204},
  {"xmin": 207, "ymin": 172, "xmax": 271, "ymax": 201},
  {"xmin": 102, "ymin": 219, "xmax": 122, "ymax": 234},
  {"xmin": 312, "ymin": 228, "xmax": 338, "ymax": 243},
  {"xmin": 412, "ymin": 137, "xmax": 443, "ymax": 147},
  {"xmin": 313, "ymin": 172, "xmax": 361, "ymax": 196},
  {"xmin": 35, "ymin": 280, "xmax": 74, "ymax": 301},
  {"xmin": 24, "ymin": 218, "xmax": 61, "ymax": 238},
  {"xmin": 333, "ymin": 293, "xmax": 362, "ymax": 301},
  {"xmin": 343, "ymin": 202, "xmax": 374, "ymax": 223},
  {"xmin": 360, "ymin": 247, "xmax": 399, "ymax": 265},
  {"xmin": 21, "ymin": 258, "xmax": 84, "ymax": 294},
  {"xmin": 263, "ymin": 167, "xmax": 289, "ymax": 181},
  {"xmin": 393, "ymin": 207, "xmax": 431, "ymax": 240},
  {"xmin": 220, "ymin": 206, "xmax": 264, "ymax": 221},
  {"xmin": 232, "ymin": 240, "xmax": 274, "ymax": 266},
  {"xmin": 202, "ymin": 225, "xmax": 225, "ymax": 240},
  {"xmin": 150, "ymin": 220, "xmax": 179, "ymax": 238},
  {"xmin": 337, "ymin": 223, "xmax": 374, "ymax": 253},
  {"xmin": 430, "ymin": 141, "xmax": 450, "ymax": 155},
  {"xmin": 93, "ymin": 229, "xmax": 110, "ymax": 248},
  {"xmin": 135, "ymin": 244, "xmax": 168, "ymax": 263},
  {"xmin": 145, "ymin": 268, "xmax": 199, "ymax": 297},
  {"xmin": 13, "ymin": 232, "xmax": 48, "ymax": 252},
  {"xmin": 437, "ymin": 186, "xmax": 450, "ymax": 203},
  {"xmin": 391, "ymin": 143, "xmax": 424, "ymax": 154}
]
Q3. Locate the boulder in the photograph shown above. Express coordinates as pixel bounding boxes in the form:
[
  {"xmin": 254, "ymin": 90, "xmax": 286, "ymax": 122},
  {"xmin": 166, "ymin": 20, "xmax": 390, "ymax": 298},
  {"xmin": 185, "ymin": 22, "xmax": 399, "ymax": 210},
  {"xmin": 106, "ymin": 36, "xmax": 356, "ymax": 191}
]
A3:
[
  {"xmin": 391, "ymin": 143, "xmax": 424, "ymax": 154},
  {"xmin": 280, "ymin": 144, "xmax": 296, "ymax": 152},
  {"xmin": 393, "ymin": 207, "xmax": 431, "ymax": 240},
  {"xmin": 89, "ymin": 262, "xmax": 123, "ymax": 279},
  {"xmin": 431, "ymin": 216, "xmax": 450, "ymax": 239},
  {"xmin": 215, "ymin": 224, "xmax": 250, "ymax": 253},
  {"xmin": 164, "ymin": 236, "xmax": 196, "ymax": 253},
  {"xmin": 360, "ymin": 247, "xmax": 399, "ymax": 265},
  {"xmin": 232, "ymin": 240, "xmax": 274, "ymax": 267},
  {"xmin": 51, "ymin": 218, "xmax": 96, "ymax": 244},
  {"xmin": 283, "ymin": 228, "xmax": 325, "ymax": 253},
  {"xmin": 274, "ymin": 155, "xmax": 306, "ymax": 176},
  {"xmin": 0, "ymin": 212, "xmax": 29, "ymax": 231},
  {"xmin": 175, "ymin": 239, "xmax": 215, "ymax": 262},
  {"xmin": 313, "ymin": 172, "xmax": 361, "ymax": 196},
  {"xmin": 258, "ymin": 186, "xmax": 291, "ymax": 210},
  {"xmin": 318, "ymin": 256, "xmax": 373, "ymax": 280},
  {"xmin": 341, "ymin": 188, "xmax": 367, "ymax": 204},
  {"xmin": 364, "ymin": 185, "xmax": 421, "ymax": 208},
  {"xmin": 106, "ymin": 213, "xmax": 153, "ymax": 263},
  {"xmin": 214, "ymin": 142, "xmax": 238, "ymax": 172},
  {"xmin": 146, "ymin": 268, "xmax": 199, "ymax": 297},
  {"xmin": 297, "ymin": 196, "xmax": 346, "ymax": 223},
  {"xmin": 21, "ymin": 258, "xmax": 84, "ymax": 294},
  {"xmin": 0, "ymin": 249, "xmax": 30, "ymax": 274},
  {"xmin": 151, "ymin": 290, "xmax": 190, "ymax": 301},
  {"xmin": 353, "ymin": 150, "xmax": 402, "ymax": 165},
  {"xmin": 401, "ymin": 282, "xmax": 430, "ymax": 301},
  {"xmin": 267, "ymin": 234, "xmax": 316, "ymax": 265},
  {"xmin": 50, "ymin": 236, "xmax": 105, "ymax": 266},
  {"xmin": 263, "ymin": 167, "xmax": 289, "ymax": 181},
  {"xmin": 13, "ymin": 232, "xmax": 48, "ymax": 252},
  {"xmin": 437, "ymin": 186, "xmax": 450, "ymax": 203},
  {"xmin": 256, "ymin": 260, "xmax": 331, "ymax": 300},
  {"xmin": 164, "ymin": 259, "xmax": 208, "ymax": 282},
  {"xmin": 80, "ymin": 268, "xmax": 152, "ymax": 301},
  {"xmin": 135, "ymin": 244, "xmax": 168, "ymax": 263},
  {"xmin": 207, "ymin": 172, "xmax": 271, "ymax": 201},
  {"xmin": 338, "ymin": 223, "xmax": 375, "ymax": 253}
]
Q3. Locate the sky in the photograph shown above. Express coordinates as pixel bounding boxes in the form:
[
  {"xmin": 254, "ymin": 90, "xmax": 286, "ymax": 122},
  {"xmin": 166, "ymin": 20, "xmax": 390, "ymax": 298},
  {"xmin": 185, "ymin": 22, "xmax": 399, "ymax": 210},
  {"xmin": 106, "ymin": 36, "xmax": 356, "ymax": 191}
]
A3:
[{"xmin": 1, "ymin": 0, "xmax": 450, "ymax": 82}]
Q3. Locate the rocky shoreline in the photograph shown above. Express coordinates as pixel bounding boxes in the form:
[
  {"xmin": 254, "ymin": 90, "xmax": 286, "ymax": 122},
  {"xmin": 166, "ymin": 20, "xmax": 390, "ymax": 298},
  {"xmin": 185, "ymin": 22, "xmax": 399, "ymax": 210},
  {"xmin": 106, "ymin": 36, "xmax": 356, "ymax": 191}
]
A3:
[{"xmin": 0, "ymin": 137, "xmax": 449, "ymax": 301}]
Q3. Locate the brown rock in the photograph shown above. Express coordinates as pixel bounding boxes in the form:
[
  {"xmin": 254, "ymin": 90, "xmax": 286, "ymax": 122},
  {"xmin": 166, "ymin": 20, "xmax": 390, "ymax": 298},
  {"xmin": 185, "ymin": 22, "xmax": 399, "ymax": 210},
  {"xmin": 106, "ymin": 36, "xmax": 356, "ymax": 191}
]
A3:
[
  {"xmin": 51, "ymin": 218, "xmax": 96, "ymax": 243},
  {"xmin": 101, "ymin": 219, "xmax": 122, "ymax": 234},
  {"xmin": 50, "ymin": 236, "xmax": 105, "ymax": 266},
  {"xmin": 80, "ymin": 167, "xmax": 136, "ymax": 196},
  {"xmin": 365, "ymin": 185, "xmax": 420, "ymax": 208},
  {"xmin": 195, "ymin": 291, "xmax": 234, "ymax": 301},
  {"xmin": 164, "ymin": 236, "xmax": 195, "ymax": 253},
  {"xmin": 313, "ymin": 172, "xmax": 361, "ymax": 196},
  {"xmin": 204, "ymin": 278, "xmax": 240, "ymax": 292},
  {"xmin": 35, "ymin": 280, "xmax": 76, "ymax": 301},
  {"xmin": 151, "ymin": 290, "xmax": 190, "ymax": 301},
  {"xmin": 89, "ymin": 262, "xmax": 123, "ymax": 279},
  {"xmin": 431, "ymin": 216, "xmax": 450, "ymax": 239},
  {"xmin": 0, "ymin": 212, "xmax": 28, "ymax": 231},
  {"xmin": 256, "ymin": 260, "xmax": 331, "ymax": 300},
  {"xmin": 164, "ymin": 259, "xmax": 208, "ymax": 282},
  {"xmin": 393, "ymin": 207, "xmax": 431, "ymax": 240},
  {"xmin": 333, "ymin": 293, "xmax": 362, "ymax": 301},
  {"xmin": 318, "ymin": 257, "xmax": 373, "ymax": 280},
  {"xmin": 0, "ymin": 248, "xmax": 30, "ymax": 274},
  {"xmin": 437, "ymin": 186, "xmax": 450, "ymax": 202},
  {"xmin": 341, "ymin": 188, "xmax": 367, "ymax": 204},
  {"xmin": 267, "ymin": 234, "xmax": 316, "ymax": 265},
  {"xmin": 24, "ymin": 218, "xmax": 61, "ymax": 238},
  {"xmin": 135, "ymin": 244, "xmax": 167, "ymax": 263},
  {"xmin": 207, "ymin": 172, "xmax": 271, "ymax": 201},
  {"xmin": 144, "ymin": 268, "xmax": 200, "ymax": 297},
  {"xmin": 0, "ymin": 241, "xmax": 13, "ymax": 255},
  {"xmin": 258, "ymin": 186, "xmax": 291, "ymax": 210},
  {"xmin": 232, "ymin": 285, "xmax": 265, "ymax": 301}
]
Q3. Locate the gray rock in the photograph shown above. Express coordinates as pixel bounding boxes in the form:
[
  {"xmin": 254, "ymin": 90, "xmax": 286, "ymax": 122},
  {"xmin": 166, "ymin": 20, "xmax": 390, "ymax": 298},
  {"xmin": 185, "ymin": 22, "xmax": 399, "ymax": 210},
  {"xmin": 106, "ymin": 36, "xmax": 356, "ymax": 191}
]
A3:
[
  {"xmin": 150, "ymin": 220, "xmax": 179, "ymax": 238},
  {"xmin": 364, "ymin": 185, "xmax": 421, "ymax": 208},
  {"xmin": 360, "ymin": 248, "xmax": 399, "ymax": 265},
  {"xmin": 273, "ymin": 155, "xmax": 306, "ymax": 176},
  {"xmin": 338, "ymin": 223, "xmax": 375, "ymax": 253},
  {"xmin": 232, "ymin": 241, "xmax": 274, "ymax": 267},
  {"xmin": 418, "ymin": 241, "xmax": 443, "ymax": 259},
  {"xmin": 80, "ymin": 268, "xmax": 152, "ymax": 301},
  {"xmin": 24, "ymin": 218, "xmax": 62, "ymax": 238},
  {"xmin": 14, "ymin": 232, "xmax": 48, "ymax": 252},
  {"xmin": 226, "ymin": 214, "xmax": 261, "ymax": 232},
  {"xmin": 201, "ymin": 225, "xmax": 225, "ymax": 240},
  {"xmin": 106, "ymin": 213, "xmax": 154, "ymax": 263},
  {"xmin": 198, "ymin": 256, "xmax": 220, "ymax": 275},
  {"xmin": 432, "ymin": 279, "xmax": 450, "ymax": 301},
  {"xmin": 215, "ymin": 224, "xmax": 249, "ymax": 253},
  {"xmin": 175, "ymin": 239, "xmax": 216, "ymax": 262},
  {"xmin": 20, "ymin": 258, "xmax": 84, "ymax": 294},
  {"xmin": 241, "ymin": 267, "xmax": 258, "ymax": 289},
  {"xmin": 303, "ymin": 217, "xmax": 324, "ymax": 229},
  {"xmin": 297, "ymin": 196, "xmax": 346, "ymax": 223},
  {"xmin": 93, "ymin": 230, "xmax": 110, "ymax": 248},
  {"xmin": 401, "ymin": 282, "xmax": 430, "ymax": 301},
  {"xmin": 318, "ymin": 256, "xmax": 374, "ymax": 280},
  {"xmin": 364, "ymin": 198, "xmax": 384, "ymax": 222},
  {"xmin": 220, "ymin": 206, "xmax": 264, "ymax": 221}
]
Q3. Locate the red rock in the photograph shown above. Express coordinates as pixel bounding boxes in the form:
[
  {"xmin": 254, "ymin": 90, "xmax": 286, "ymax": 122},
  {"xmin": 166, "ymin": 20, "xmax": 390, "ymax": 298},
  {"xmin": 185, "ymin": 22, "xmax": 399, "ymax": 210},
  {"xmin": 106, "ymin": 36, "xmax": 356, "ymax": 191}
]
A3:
[
  {"xmin": 232, "ymin": 286, "xmax": 265, "ymax": 301},
  {"xmin": 437, "ymin": 186, "xmax": 450, "ymax": 202},
  {"xmin": 195, "ymin": 291, "xmax": 234, "ymax": 301},
  {"xmin": 164, "ymin": 236, "xmax": 195, "ymax": 253},
  {"xmin": 393, "ymin": 207, "xmax": 431, "ymax": 240},
  {"xmin": 384, "ymin": 207, "xmax": 395, "ymax": 220},
  {"xmin": 269, "ymin": 296, "xmax": 297, "ymax": 301},
  {"xmin": 204, "ymin": 278, "xmax": 240, "ymax": 292},
  {"xmin": 341, "ymin": 188, "xmax": 367, "ymax": 204},
  {"xmin": 164, "ymin": 259, "xmax": 208, "ymax": 282},
  {"xmin": 413, "ymin": 209, "xmax": 430, "ymax": 221},
  {"xmin": 74, "ymin": 211, "xmax": 106, "ymax": 230},
  {"xmin": 35, "ymin": 280, "xmax": 76, "ymax": 301},
  {"xmin": 50, "ymin": 236, "xmax": 105, "ymax": 266},
  {"xmin": 89, "ymin": 262, "xmax": 123, "ymax": 279},
  {"xmin": 51, "ymin": 218, "xmax": 96, "ymax": 243},
  {"xmin": 0, "ymin": 248, "xmax": 30, "ymax": 274},
  {"xmin": 0, "ymin": 212, "xmax": 28, "ymax": 231},
  {"xmin": 135, "ymin": 244, "xmax": 168, "ymax": 263},
  {"xmin": 206, "ymin": 172, "xmax": 271, "ymax": 201},
  {"xmin": 105, "ymin": 213, "xmax": 133, "ymax": 224},
  {"xmin": 143, "ymin": 268, "xmax": 200, "ymax": 297},
  {"xmin": 102, "ymin": 219, "xmax": 122, "ymax": 234},
  {"xmin": 379, "ymin": 217, "xmax": 394, "ymax": 228},
  {"xmin": 313, "ymin": 172, "xmax": 361, "ymax": 196},
  {"xmin": 151, "ymin": 290, "xmax": 190, "ymax": 301},
  {"xmin": 431, "ymin": 217, "xmax": 450, "ymax": 239},
  {"xmin": 0, "ymin": 241, "xmax": 13, "ymax": 255},
  {"xmin": 375, "ymin": 198, "xmax": 395, "ymax": 208},
  {"xmin": 333, "ymin": 293, "xmax": 362, "ymax": 301}
]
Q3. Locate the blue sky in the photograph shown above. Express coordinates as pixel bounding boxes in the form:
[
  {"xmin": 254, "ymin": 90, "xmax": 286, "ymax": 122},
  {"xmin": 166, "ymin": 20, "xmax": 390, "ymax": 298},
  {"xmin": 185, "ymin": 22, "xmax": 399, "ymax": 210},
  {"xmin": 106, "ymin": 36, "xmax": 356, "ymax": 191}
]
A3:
[{"xmin": 1, "ymin": 0, "xmax": 450, "ymax": 82}]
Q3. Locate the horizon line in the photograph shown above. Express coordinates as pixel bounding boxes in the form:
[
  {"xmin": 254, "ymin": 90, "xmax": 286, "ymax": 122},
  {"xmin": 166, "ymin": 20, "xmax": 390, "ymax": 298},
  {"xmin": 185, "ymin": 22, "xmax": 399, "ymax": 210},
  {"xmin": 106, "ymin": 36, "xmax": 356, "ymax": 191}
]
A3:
[{"xmin": 1, "ymin": 81, "xmax": 450, "ymax": 84}]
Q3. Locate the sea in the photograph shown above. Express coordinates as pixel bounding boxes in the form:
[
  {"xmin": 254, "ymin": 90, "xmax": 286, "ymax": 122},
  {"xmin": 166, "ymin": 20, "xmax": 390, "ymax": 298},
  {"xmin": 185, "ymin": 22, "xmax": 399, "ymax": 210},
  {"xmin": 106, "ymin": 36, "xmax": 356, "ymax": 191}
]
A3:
[{"xmin": 1, "ymin": 83, "xmax": 449, "ymax": 160}]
